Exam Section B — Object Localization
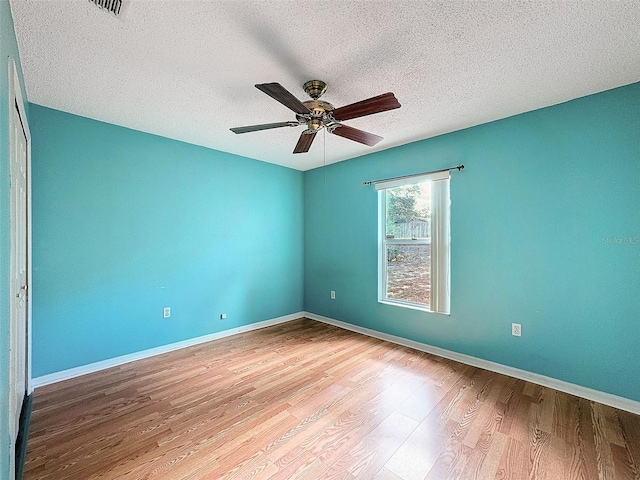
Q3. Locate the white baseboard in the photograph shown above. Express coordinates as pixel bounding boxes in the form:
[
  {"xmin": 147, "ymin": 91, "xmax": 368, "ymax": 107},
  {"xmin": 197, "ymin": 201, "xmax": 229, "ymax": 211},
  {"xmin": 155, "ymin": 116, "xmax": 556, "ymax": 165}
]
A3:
[
  {"xmin": 31, "ymin": 312, "xmax": 304, "ymax": 389},
  {"xmin": 303, "ymin": 312, "xmax": 640, "ymax": 416}
]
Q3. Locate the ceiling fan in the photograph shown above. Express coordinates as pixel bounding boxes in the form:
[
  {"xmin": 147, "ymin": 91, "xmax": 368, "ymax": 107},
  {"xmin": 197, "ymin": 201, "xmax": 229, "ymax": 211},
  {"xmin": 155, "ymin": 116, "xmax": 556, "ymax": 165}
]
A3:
[{"xmin": 230, "ymin": 80, "xmax": 401, "ymax": 154}]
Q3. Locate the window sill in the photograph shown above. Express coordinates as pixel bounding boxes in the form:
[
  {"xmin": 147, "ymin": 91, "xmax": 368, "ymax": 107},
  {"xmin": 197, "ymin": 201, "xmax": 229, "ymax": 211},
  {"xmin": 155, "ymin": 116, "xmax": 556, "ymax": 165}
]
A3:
[{"xmin": 379, "ymin": 299, "xmax": 450, "ymax": 316}]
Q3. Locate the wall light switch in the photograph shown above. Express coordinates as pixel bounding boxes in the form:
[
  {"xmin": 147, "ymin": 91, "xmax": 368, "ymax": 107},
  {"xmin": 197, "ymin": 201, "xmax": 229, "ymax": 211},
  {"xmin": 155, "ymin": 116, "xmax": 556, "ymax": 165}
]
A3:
[{"xmin": 163, "ymin": 307, "xmax": 171, "ymax": 318}]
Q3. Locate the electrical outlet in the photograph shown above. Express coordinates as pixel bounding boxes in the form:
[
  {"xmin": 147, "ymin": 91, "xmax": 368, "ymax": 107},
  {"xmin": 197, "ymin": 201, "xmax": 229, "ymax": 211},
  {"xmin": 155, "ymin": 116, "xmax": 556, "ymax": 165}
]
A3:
[
  {"xmin": 331, "ymin": 290, "xmax": 336, "ymax": 300},
  {"xmin": 512, "ymin": 323, "xmax": 521, "ymax": 337},
  {"xmin": 220, "ymin": 313, "xmax": 227, "ymax": 320},
  {"xmin": 163, "ymin": 307, "xmax": 171, "ymax": 318}
]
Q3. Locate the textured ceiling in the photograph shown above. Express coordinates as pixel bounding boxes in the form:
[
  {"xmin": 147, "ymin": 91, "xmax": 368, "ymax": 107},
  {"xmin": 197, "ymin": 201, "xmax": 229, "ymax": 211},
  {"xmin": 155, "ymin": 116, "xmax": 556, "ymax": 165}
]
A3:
[{"xmin": 10, "ymin": 1, "xmax": 640, "ymax": 171}]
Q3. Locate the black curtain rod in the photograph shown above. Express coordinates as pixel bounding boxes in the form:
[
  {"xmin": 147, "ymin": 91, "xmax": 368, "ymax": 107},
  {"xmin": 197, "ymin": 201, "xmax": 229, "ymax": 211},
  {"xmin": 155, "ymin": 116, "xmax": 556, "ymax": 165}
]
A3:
[{"xmin": 362, "ymin": 164, "xmax": 465, "ymax": 186}]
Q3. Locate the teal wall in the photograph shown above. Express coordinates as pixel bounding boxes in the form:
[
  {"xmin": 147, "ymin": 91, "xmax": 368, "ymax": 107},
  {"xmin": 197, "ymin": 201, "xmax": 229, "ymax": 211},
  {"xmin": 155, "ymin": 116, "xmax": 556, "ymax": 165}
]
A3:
[
  {"xmin": 1, "ymin": 0, "xmax": 28, "ymax": 476},
  {"xmin": 30, "ymin": 105, "xmax": 304, "ymax": 377},
  {"xmin": 304, "ymin": 82, "xmax": 640, "ymax": 402}
]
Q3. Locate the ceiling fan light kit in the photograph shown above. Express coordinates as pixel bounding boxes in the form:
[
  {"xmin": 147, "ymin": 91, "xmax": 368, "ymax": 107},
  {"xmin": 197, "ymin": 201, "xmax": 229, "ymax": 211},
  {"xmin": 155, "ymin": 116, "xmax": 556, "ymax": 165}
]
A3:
[{"xmin": 230, "ymin": 80, "xmax": 400, "ymax": 154}]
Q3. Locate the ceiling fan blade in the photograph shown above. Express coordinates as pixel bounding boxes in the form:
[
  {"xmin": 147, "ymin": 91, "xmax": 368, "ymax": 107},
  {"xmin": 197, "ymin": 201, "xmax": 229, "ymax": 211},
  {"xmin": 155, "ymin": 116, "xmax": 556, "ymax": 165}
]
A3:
[
  {"xmin": 293, "ymin": 131, "xmax": 317, "ymax": 154},
  {"xmin": 332, "ymin": 92, "xmax": 401, "ymax": 122},
  {"xmin": 230, "ymin": 121, "xmax": 298, "ymax": 134},
  {"xmin": 255, "ymin": 83, "xmax": 311, "ymax": 115},
  {"xmin": 330, "ymin": 124, "xmax": 383, "ymax": 146}
]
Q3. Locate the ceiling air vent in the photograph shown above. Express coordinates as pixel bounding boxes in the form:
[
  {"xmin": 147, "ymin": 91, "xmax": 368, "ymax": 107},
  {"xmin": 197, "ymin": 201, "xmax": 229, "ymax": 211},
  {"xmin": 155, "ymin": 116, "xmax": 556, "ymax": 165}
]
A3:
[{"xmin": 88, "ymin": 0, "xmax": 123, "ymax": 17}]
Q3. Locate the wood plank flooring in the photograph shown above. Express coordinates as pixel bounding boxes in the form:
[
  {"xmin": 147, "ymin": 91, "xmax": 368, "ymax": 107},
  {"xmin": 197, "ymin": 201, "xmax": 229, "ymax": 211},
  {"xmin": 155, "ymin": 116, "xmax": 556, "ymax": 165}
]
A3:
[{"xmin": 24, "ymin": 318, "xmax": 640, "ymax": 479}]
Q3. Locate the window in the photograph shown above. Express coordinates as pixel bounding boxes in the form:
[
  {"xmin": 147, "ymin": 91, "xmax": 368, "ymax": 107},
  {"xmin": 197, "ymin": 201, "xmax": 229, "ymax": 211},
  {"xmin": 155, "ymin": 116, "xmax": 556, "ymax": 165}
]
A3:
[{"xmin": 378, "ymin": 170, "xmax": 450, "ymax": 314}]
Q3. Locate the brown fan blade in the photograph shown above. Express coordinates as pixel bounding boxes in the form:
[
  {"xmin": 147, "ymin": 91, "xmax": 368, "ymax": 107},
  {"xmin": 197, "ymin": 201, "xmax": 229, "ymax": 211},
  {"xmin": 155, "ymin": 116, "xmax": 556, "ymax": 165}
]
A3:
[
  {"xmin": 330, "ymin": 124, "xmax": 383, "ymax": 146},
  {"xmin": 293, "ymin": 131, "xmax": 317, "ymax": 154},
  {"xmin": 230, "ymin": 121, "xmax": 298, "ymax": 134},
  {"xmin": 255, "ymin": 83, "xmax": 311, "ymax": 115},
  {"xmin": 332, "ymin": 92, "xmax": 400, "ymax": 122}
]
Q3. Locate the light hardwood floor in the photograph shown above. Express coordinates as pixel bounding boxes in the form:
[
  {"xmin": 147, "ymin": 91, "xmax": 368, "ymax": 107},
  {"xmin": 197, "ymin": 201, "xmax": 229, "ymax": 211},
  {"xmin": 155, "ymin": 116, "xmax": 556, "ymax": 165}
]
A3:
[{"xmin": 25, "ymin": 318, "xmax": 640, "ymax": 479}]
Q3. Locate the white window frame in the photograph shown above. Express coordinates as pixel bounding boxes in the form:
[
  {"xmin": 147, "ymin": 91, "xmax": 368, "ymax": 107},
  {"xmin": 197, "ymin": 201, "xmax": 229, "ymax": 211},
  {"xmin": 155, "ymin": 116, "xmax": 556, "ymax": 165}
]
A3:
[{"xmin": 377, "ymin": 170, "xmax": 451, "ymax": 314}]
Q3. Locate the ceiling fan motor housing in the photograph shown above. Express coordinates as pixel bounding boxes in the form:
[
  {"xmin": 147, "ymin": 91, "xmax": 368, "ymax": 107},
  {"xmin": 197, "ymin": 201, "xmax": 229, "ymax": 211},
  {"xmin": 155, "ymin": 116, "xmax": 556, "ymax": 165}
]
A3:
[{"xmin": 297, "ymin": 99, "xmax": 335, "ymax": 131}]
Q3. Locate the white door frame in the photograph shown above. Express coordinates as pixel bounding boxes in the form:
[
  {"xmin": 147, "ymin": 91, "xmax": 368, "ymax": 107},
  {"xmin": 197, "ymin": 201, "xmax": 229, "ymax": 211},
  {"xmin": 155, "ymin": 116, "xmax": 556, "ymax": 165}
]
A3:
[{"xmin": 8, "ymin": 56, "xmax": 32, "ymax": 478}]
